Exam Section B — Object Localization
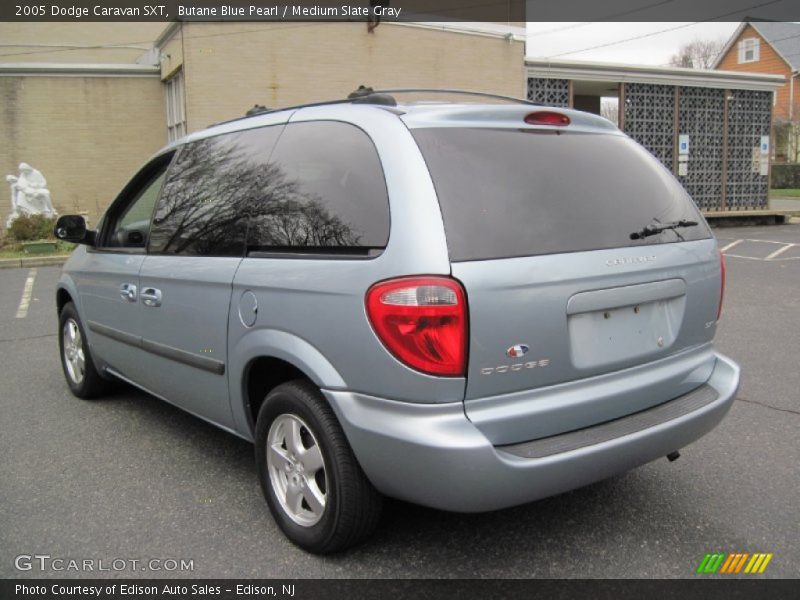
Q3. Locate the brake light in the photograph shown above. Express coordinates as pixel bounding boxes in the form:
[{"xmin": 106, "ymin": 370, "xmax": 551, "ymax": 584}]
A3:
[
  {"xmin": 717, "ymin": 249, "xmax": 726, "ymax": 321},
  {"xmin": 524, "ymin": 111, "xmax": 570, "ymax": 126},
  {"xmin": 366, "ymin": 276, "xmax": 467, "ymax": 377}
]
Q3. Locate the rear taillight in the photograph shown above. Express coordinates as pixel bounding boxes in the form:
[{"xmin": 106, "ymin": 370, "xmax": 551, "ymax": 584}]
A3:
[
  {"xmin": 366, "ymin": 276, "xmax": 467, "ymax": 377},
  {"xmin": 717, "ymin": 249, "xmax": 726, "ymax": 321}
]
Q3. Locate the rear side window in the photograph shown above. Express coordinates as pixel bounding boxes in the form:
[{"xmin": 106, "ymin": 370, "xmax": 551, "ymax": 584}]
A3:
[
  {"xmin": 245, "ymin": 121, "xmax": 390, "ymax": 254},
  {"xmin": 148, "ymin": 125, "xmax": 283, "ymax": 256},
  {"xmin": 411, "ymin": 128, "xmax": 711, "ymax": 261}
]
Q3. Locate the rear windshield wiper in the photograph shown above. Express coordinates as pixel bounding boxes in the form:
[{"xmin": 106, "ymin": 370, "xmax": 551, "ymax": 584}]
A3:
[{"xmin": 630, "ymin": 219, "xmax": 698, "ymax": 240}]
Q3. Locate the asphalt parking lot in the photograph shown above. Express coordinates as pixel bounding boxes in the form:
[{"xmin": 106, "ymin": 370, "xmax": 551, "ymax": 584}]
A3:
[{"xmin": 1, "ymin": 224, "xmax": 798, "ymax": 579}]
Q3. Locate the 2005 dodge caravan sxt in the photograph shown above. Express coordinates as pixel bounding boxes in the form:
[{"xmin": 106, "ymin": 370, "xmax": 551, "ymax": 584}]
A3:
[{"xmin": 54, "ymin": 90, "xmax": 740, "ymax": 553}]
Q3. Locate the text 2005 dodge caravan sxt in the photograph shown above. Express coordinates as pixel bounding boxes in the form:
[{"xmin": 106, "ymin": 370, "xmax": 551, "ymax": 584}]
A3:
[{"xmin": 54, "ymin": 91, "xmax": 739, "ymax": 553}]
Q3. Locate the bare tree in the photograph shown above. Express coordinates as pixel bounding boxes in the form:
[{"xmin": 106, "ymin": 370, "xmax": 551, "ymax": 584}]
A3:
[
  {"xmin": 600, "ymin": 98, "xmax": 618, "ymax": 125},
  {"xmin": 775, "ymin": 119, "xmax": 800, "ymax": 164},
  {"xmin": 668, "ymin": 38, "xmax": 726, "ymax": 70},
  {"xmin": 149, "ymin": 133, "xmax": 363, "ymax": 256}
]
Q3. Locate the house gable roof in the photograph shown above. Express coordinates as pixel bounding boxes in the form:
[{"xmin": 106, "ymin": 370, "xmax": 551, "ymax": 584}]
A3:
[
  {"xmin": 749, "ymin": 21, "xmax": 800, "ymax": 71},
  {"xmin": 713, "ymin": 21, "xmax": 800, "ymax": 71}
]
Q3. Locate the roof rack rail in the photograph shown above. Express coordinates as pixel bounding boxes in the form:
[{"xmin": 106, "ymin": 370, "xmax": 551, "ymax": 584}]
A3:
[
  {"xmin": 347, "ymin": 85, "xmax": 397, "ymax": 106},
  {"xmin": 209, "ymin": 86, "xmax": 539, "ymax": 129},
  {"xmin": 245, "ymin": 104, "xmax": 271, "ymax": 116},
  {"xmin": 209, "ymin": 85, "xmax": 392, "ymax": 128},
  {"xmin": 369, "ymin": 88, "xmax": 539, "ymax": 106}
]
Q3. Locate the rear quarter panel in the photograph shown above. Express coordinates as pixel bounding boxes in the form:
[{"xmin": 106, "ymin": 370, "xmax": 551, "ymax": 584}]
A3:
[{"xmin": 227, "ymin": 105, "xmax": 465, "ymax": 438}]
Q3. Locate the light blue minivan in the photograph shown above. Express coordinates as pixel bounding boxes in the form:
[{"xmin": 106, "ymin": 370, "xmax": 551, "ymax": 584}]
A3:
[{"xmin": 54, "ymin": 90, "xmax": 739, "ymax": 553}]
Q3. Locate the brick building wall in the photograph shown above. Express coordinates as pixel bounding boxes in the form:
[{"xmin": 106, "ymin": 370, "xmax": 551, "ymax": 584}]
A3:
[
  {"xmin": 0, "ymin": 75, "xmax": 166, "ymax": 227},
  {"xmin": 161, "ymin": 22, "xmax": 525, "ymax": 131},
  {"xmin": 0, "ymin": 22, "xmax": 524, "ymax": 228},
  {"xmin": 0, "ymin": 23, "xmax": 166, "ymax": 64}
]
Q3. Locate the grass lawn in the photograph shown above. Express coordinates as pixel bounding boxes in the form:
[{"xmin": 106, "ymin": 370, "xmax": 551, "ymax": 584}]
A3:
[
  {"xmin": 0, "ymin": 241, "xmax": 75, "ymax": 259},
  {"xmin": 770, "ymin": 188, "xmax": 800, "ymax": 198}
]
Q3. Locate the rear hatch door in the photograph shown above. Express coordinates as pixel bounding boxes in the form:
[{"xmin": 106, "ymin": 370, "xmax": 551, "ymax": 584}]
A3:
[{"xmin": 410, "ymin": 122, "xmax": 722, "ymax": 444}]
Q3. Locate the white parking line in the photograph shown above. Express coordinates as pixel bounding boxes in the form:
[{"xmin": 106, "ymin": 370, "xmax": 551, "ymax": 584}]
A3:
[
  {"xmin": 15, "ymin": 268, "xmax": 37, "ymax": 319},
  {"xmin": 720, "ymin": 254, "xmax": 764, "ymax": 261},
  {"xmin": 719, "ymin": 239, "xmax": 743, "ymax": 253},
  {"xmin": 765, "ymin": 244, "xmax": 796, "ymax": 260},
  {"xmin": 739, "ymin": 238, "xmax": 796, "ymax": 245},
  {"xmin": 718, "ymin": 236, "xmax": 800, "ymax": 261}
]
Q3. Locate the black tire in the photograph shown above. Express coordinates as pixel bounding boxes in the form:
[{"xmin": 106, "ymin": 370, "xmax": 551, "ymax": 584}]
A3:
[
  {"xmin": 255, "ymin": 380, "xmax": 382, "ymax": 553},
  {"xmin": 58, "ymin": 302, "xmax": 108, "ymax": 399}
]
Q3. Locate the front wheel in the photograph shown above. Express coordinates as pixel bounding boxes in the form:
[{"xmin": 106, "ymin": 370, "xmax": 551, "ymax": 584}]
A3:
[
  {"xmin": 254, "ymin": 380, "xmax": 382, "ymax": 553},
  {"xmin": 58, "ymin": 302, "xmax": 108, "ymax": 399}
]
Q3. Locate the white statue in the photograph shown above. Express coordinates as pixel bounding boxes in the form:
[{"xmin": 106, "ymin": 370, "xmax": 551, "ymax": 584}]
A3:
[{"xmin": 6, "ymin": 162, "xmax": 58, "ymax": 228}]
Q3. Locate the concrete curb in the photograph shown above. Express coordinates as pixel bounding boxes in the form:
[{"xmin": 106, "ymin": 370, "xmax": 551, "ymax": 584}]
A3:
[{"xmin": 0, "ymin": 255, "xmax": 69, "ymax": 269}]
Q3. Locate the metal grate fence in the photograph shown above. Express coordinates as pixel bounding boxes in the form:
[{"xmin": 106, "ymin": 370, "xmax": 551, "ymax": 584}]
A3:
[
  {"xmin": 526, "ymin": 79, "xmax": 773, "ymax": 211},
  {"xmin": 527, "ymin": 77, "xmax": 570, "ymax": 107},
  {"xmin": 622, "ymin": 83, "xmax": 676, "ymax": 173},
  {"xmin": 677, "ymin": 87, "xmax": 725, "ymax": 212},
  {"xmin": 726, "ymin": 90, "xmax": 771, "ymax": 210}
]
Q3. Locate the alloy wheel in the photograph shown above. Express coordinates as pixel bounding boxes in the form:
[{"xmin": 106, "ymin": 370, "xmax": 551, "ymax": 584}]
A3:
[{"xmin": 266, "ymin": 413, "xmax": 327, "ymax": 527}]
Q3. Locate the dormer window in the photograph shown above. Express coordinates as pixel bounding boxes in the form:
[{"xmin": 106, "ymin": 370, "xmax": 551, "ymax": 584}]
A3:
[{"xmin": 738, "ymin": 38, "xmax": 760, "ymax": 63}]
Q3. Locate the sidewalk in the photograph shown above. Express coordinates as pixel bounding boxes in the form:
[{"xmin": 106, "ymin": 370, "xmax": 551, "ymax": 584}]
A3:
[
  {"xmin": 770, "ymin": 196, "xmax": 800, "ymax": 213},
  {"xmin": 0, "ymin": 255, "xmax": 69, "ymax": 269}
]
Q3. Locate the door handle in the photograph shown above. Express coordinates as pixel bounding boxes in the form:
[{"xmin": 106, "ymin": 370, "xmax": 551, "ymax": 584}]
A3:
[
  {"xmin": 119, "ymin": 283, "xmax": 137, "ymax": 302},
  {"xmin": 141, "ymin": 287, "xmax": 162, "ymax": 308}
]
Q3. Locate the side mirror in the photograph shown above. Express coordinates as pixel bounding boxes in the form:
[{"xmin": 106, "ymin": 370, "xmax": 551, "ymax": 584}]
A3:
[{"xmin": 54, "ymin": 215, "xmax": 96, "ymax": 246}]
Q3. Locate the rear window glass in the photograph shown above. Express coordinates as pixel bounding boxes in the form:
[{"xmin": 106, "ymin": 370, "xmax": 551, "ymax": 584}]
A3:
[
  {"xmin": 411, "ymin": 128, "xmax": 711, "ymax": 261},
  {"xmin": 246, "ymin": 121, "xmax": 390, "ymax": 254}
]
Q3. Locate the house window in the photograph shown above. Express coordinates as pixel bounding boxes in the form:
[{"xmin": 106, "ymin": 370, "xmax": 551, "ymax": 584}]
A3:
[
  {"xmin": 165, "ymin": 70, "xmax": 186, "ymax": 142},
  {"xmin": 738, "ymin": 38, "xmax": 760, "ymax": 64}
]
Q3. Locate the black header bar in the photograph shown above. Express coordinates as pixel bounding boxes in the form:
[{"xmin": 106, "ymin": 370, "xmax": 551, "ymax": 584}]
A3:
[
  {"xmin": 3, "ymin": 0, "xmax": 800, "ymax": 22},
  {"xmin": 2, "ymin": 579, "xmax": 798, "ymax": 600}
]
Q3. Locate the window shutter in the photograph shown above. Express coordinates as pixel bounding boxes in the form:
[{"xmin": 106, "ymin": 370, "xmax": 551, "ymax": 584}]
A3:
[{"xmin": 737, "ymin": 40, "xmax": 745, "ymax": 63}]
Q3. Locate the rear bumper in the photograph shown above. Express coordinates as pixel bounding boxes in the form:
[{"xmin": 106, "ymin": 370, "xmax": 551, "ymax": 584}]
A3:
[{"xmin": 324, "ymin": 352, "xmax": 739, "ymax": 512}]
